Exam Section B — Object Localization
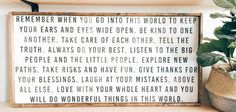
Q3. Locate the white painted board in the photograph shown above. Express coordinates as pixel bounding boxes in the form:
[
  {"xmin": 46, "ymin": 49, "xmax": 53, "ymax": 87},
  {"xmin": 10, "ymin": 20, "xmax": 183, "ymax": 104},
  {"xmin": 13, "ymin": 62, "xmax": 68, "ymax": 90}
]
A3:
[{"xmin": 9, "ymin": 12, "xmax": 201, "ymax": 107}]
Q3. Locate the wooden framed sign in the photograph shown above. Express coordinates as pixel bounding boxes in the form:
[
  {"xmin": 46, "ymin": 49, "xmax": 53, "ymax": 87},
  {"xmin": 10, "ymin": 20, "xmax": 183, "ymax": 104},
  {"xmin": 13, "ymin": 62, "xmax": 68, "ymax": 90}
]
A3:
[{"xmin": 9, "ymin": 12, "xmax": 202, "ymax": 107}]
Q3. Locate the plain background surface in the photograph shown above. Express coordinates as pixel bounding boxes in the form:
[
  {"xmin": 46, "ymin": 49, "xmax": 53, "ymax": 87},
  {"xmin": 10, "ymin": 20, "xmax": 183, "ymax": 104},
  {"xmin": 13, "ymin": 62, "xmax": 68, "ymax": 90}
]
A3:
[{"xmin": 0, "ymin": 0, "xmax": 223, "ymax": 104}]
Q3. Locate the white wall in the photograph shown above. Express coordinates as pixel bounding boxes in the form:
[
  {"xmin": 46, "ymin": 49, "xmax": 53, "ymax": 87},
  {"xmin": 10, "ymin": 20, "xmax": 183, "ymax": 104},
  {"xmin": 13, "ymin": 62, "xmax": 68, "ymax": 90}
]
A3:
[{"xmin": 0, "ymin": 1, "xmax": 223, "ymax": 104}]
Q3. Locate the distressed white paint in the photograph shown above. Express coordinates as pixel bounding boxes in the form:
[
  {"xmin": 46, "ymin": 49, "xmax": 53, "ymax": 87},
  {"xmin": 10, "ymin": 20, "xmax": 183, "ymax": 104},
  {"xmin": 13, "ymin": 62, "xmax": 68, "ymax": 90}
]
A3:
[{"xmin": 0, "ymin": 0, "xmax": 224, "ymax": 104}]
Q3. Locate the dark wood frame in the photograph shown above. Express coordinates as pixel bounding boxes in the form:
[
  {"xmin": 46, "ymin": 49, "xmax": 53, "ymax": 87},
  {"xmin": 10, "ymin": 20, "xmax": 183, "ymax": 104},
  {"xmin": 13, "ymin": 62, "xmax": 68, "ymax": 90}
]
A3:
[{"xmin": 9, "ymin": 12, "xmax": 202, "ymax": 107}]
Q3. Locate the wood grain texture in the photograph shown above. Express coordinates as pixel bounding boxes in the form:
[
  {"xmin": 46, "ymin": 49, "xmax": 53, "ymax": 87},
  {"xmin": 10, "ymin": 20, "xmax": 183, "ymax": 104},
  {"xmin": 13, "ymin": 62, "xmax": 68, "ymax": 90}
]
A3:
[
  {"xmin": 10, "ymin": 12, "xmax": 202, "ymax": 16},
  {"xmin": 0, "ymin": 102, "xmax": 218, "ymax": 112},
  {"xmin": 9, "ymin": 12, "xmax": 202, "ymax": 107},
  {"xmin": 8, "ymin": 13, "xmax": 14, "ymax": 108},
  {"xmin": 24, "ymin": 0, "xmax": 199, "ymax": 5}
]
